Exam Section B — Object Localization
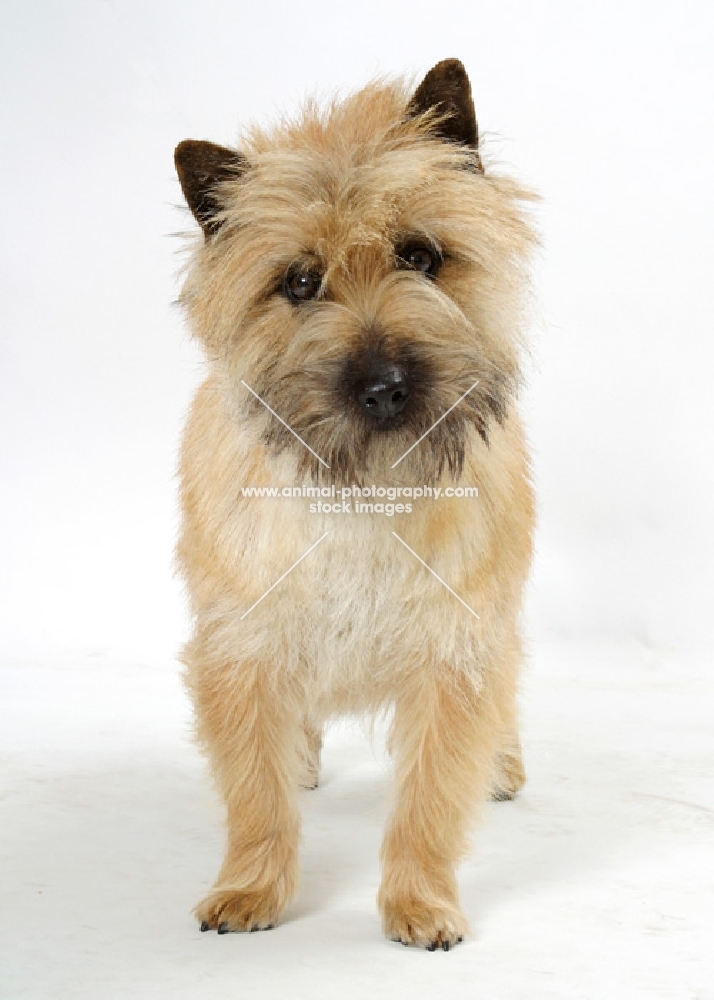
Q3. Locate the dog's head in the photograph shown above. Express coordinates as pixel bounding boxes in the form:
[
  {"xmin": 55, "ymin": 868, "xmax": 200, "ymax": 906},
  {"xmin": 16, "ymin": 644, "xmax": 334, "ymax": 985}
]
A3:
[{"xmin": 175, "ymin": 59, "xmax": 536, "ymax": 484}]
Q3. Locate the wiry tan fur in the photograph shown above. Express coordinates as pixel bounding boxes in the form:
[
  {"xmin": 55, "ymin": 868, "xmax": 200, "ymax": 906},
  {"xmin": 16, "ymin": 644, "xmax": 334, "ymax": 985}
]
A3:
[{"xmin": 175, "ymin": 63, "xmax": 536, "ymax": 950}]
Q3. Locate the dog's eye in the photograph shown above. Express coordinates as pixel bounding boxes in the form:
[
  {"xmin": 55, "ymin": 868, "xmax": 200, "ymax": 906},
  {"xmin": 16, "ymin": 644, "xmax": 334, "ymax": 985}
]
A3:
[
  {"xmin": 396, "ymin": 243, "xmax": 441, "ymax": 279},
  {"xmin": 284, "ymin": 265, "xmax": 321, "ymax": 304}
]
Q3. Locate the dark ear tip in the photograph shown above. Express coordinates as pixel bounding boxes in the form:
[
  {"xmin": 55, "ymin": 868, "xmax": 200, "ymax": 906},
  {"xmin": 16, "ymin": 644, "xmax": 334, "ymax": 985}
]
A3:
[
  {"xmin": 420, "ymin": 58, "xmax": 471, "ymax": 93},
  {"xmin": 174, "ymin": 139, "xmax": 190, "ymax": 163},
  {"xmin": 174, "ymin": 140, "xmax": 192, "ymax": 178},
  {"xmin": 174, "ymin": 139, "xmax": 202, "ymax": 172},
  {"xmin": 429, "ymin": 57, "xmax": 468, "ymax": 79}
]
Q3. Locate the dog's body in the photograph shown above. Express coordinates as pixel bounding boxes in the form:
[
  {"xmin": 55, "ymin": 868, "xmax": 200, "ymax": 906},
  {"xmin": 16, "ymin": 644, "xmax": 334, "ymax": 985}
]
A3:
[{"xmin": 175, "ymin": 59, "xmax": 536, "ymax": 950}]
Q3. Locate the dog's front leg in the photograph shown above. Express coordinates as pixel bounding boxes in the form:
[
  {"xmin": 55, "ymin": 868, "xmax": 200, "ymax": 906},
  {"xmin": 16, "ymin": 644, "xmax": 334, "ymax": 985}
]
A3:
[
  {"xmin": 378, "ymin": 667, "xmax": 500, "ymax": 950},
  {"xmin": 189, "ymin": 656, "xmax": 302, "ymax": 933}
]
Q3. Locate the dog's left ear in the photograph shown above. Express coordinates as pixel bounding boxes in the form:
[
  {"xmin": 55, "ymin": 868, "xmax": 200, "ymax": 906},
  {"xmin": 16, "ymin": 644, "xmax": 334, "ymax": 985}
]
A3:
[
  {"xmin": 408, "ymin": 58, "xmax": 483, "ymax": 171},
  {"xmin": 174, "ymin": 139, "xmax": 248, "ymax": 237}
]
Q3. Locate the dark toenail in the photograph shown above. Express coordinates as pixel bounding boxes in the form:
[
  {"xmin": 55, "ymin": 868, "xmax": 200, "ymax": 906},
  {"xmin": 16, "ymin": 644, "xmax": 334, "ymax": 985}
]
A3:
[
  {"xmin": 457, "ymin": 936, "xmax": 463, "ymax": 943},
  {"xmin": 217, "ymin": 922, "xmax": 229, "ymax": 935},
  {"xmin": 401, "ymin": 939, "xmax": 409, "ymax": 946},
  {"xmin": 249, "ymin": 925, "xmax": 257, "ymax": 933},
  {"xmin": 200, "ymin": 921, "xmax": 209, "ymax": 932},
  {"xmin": 265, "ymin": 924, "xmax": 274, "ymax": 931},
  {"xmin": 427, "ymin": 942, "xmax": 437, "ymax": 951},
  {"xmin": 442, "ymin": 940, "xmax": 450, "ymax": 951}
]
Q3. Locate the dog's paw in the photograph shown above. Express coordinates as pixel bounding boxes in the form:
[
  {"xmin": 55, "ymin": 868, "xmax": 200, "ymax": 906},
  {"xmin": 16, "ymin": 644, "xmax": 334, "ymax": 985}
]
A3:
[
  {"xmin": 380, "ymin": 895, "xmax": 468, "ymax": 951},
  {"xmin": 491, "ymin": 749, "xmax": 526, "ymax": 801},
  {"xmin": 300, "ymin": 723, "xmax": 322, "ymax": 790},
  {"xmin": 195, "ymin": 884, "xmax": 285, "ymax": 934}
]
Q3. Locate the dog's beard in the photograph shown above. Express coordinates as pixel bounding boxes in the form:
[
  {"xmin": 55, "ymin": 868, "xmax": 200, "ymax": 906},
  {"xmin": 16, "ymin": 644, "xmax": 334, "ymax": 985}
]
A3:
[{"xmin": 250, "ymin": 345, "xmax": 514, "ymax": 487}]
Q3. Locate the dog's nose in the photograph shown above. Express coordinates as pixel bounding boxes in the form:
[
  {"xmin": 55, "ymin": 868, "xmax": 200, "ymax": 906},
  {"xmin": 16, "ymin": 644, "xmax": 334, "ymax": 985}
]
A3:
[{"xmin": 355, "ymin": 362, "xmax": 410, "ymax": 422}]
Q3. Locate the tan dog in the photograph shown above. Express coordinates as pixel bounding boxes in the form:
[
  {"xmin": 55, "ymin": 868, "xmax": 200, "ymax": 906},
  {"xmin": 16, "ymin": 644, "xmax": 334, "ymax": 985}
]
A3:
[{"xmin": 174, "ymin": 58, "xmax": 536, "ymax": 950}]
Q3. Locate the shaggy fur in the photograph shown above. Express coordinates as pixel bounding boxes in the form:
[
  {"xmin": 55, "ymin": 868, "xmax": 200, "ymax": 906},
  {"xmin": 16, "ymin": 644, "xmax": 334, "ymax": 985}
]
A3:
[{"xmin": 174, "ymin": 58, "xmax": 536, "ymax": 950}]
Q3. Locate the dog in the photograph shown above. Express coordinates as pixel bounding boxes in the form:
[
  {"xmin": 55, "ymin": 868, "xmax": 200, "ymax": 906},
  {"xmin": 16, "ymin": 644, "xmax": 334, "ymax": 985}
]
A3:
[{"xmin": 174, "ymin": 58, "xmax": 536, "ymax": 950}]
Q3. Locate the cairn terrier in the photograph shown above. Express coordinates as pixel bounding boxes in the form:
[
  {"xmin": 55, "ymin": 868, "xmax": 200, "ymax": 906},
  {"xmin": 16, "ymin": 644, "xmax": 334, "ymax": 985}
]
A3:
[{"xmin": 174, "ymin": 58, "xmax": 536, "ymax": 950}]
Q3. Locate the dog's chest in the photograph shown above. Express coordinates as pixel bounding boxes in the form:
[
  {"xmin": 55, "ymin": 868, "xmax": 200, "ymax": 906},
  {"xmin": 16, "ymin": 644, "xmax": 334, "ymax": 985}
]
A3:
[{"xmin": 242, "ymin": 494, "xmax": 483, "ymax": 697}]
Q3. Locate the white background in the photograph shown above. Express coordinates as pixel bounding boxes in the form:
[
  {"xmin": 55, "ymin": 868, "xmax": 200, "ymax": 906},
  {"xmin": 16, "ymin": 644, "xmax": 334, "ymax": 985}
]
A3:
[{"xmin": 1, "ymin": 2, "xmax": 713, "ymax": 998}]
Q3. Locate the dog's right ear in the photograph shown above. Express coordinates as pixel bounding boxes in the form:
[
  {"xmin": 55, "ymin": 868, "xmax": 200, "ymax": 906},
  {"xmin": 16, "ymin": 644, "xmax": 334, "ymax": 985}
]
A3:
[{"xmin": 174, "ymin": 139, "xmax": 248, "ymax": 237}]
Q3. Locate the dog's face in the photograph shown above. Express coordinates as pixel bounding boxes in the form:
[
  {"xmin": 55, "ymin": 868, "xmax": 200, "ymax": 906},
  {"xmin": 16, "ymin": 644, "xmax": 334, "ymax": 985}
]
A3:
[{"xmin": 176, "ymin": 60, "xmax": 535, "ymax": 484}]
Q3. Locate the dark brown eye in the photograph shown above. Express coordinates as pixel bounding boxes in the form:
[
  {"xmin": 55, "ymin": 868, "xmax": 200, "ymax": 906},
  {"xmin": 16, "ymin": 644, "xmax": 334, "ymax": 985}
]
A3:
[
  {"xmin": 284, "ymin": 265, "xmax": 321, "ymax": 303},
  {"xmin": 396, "ymin": 243, "xmax": 441, "ymax": 279}
]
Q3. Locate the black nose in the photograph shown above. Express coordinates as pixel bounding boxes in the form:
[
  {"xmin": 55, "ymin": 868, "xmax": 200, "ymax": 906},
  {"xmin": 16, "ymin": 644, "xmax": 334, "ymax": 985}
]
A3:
[{"xmin": 355, "ymin": 361, "xmax": 410, "ymax": 422}]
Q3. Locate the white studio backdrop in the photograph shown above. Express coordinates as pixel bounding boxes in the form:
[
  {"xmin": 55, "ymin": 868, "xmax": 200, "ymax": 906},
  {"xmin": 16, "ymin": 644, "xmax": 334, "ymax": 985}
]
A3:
[{"xmin": 1, "ymin": 0, "xmax": 713, "ymax": 663}]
